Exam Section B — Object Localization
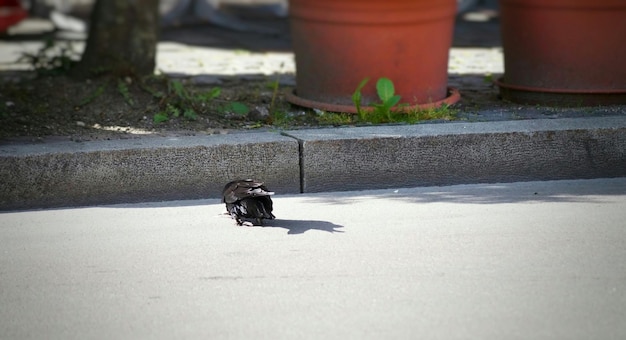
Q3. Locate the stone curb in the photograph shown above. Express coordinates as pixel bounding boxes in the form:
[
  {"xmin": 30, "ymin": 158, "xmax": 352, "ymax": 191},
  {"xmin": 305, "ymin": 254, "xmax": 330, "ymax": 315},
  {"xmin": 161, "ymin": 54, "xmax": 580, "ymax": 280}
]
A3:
[
  {"xmin": 0, "ymin": 133, "xmax": 300, "ymax": 210},
  {"xmin": 284, "ymin": 116, "xmax": 626, "ymax": 193},
  {"xmin": 1, "ymin": 116, "xmax": 625, "ymax": 210}
]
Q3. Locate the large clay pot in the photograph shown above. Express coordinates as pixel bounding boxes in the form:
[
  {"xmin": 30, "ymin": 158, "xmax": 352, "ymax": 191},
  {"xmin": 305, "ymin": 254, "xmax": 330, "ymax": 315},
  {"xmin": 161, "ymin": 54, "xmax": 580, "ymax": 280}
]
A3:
[
  {"xmin": 0, "ymin": 0, "xmax": 28, "ymax": 33},
  {"xmin": 286, "ymin": 0, "xmax": 459, "ymax": 113},
  {"xmin": 497, "ymin": 0, "xmax": 626, "ymax": 105}
]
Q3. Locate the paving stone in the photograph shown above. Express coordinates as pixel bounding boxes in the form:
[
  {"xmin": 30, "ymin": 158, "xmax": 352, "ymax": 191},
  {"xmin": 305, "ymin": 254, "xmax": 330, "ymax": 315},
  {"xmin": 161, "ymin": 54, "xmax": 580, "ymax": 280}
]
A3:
[
  {"xmin": 0, "ymin": 133, "xmax": 300, "ymax": 210},
  {"xmin": 284, "ymin": 117, "xmax": 626, "ymax": 193}
]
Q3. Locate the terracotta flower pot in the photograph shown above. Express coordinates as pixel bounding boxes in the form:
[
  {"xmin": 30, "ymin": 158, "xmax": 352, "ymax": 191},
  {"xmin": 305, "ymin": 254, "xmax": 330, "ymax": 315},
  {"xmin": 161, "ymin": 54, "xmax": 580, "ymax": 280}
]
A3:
[
  {"xmin": 0, "ymin": 0, "xmax": 28, "ymax": 33},
  {"xmin": 286, "ymin": 0, "xmax": 459, "ymax": 113},
  {"xmin": 497, "ymin": 0, "xmax": 626, "ymax": 106}
]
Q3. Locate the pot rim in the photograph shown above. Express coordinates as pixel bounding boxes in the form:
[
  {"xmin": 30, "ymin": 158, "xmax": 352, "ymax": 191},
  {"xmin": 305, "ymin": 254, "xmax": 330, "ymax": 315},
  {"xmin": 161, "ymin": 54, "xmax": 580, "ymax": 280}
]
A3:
[
  {"xmin": 286, "ymin": 87, "xmax": 461, "ymax": 114},
  {"xmin": 499, "ymin": 0, "xmax": 626, "ymax": 9},
  {"xmin": 496, "ymin": 78, "xmax": 626, "ymax": 106},
  {"xmin": 495, "ymin": 78, "xmax": 626, "ymax": 94}
]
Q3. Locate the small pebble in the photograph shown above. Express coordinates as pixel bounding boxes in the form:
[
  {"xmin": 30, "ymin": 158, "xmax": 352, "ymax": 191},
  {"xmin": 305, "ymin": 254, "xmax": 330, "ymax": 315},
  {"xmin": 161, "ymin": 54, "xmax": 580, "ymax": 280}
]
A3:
[{"xmin": 248, "ymin": 106, "xmax": 270, "ymax": 121}]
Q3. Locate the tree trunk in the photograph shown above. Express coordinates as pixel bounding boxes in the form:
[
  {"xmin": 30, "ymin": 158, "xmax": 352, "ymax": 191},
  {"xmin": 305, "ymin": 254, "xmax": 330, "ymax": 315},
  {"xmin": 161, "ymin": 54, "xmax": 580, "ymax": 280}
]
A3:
[{"xmin": 72, "ymin": 0, "xmax": 159, "ymax": 79}]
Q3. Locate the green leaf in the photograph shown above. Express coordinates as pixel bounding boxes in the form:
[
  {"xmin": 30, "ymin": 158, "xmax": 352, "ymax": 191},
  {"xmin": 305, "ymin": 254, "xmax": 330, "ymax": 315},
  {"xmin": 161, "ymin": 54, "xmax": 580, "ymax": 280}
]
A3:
[
  {"xmin": 483, "ymin": 73, "xmax": 494, "ymax": 84},
  {"xmin": 170, "ymin": 80, "xmax": 186, "ymax": 98},
  {"xmin": 376, "ymin": 77, "xmax": 395, "ymax": 102},
  {"xmin": 196, "ymin": 87, "xmax": 221, "ymax": 102},
  {"xmin": 76, "ymin": 83, "xmax": 106, "ymax": 107},
  {"xmin": 385, "ymin": 95, "xmax": 402, "ymax": 109},
  {"xmin": 117, "ymin": 79, "xmax": 134, "ymax": 106},
  {"xmin": 352, "ymin": 78, "xmax": 369, "ymax": 103},
  {"xmin": 228, "ymin": 102, "xmax": 249, "ymax": 115},
  {"xmin": 266, "ymin": 80, "xmax": 279, "ymax": 90},
  {"xmin": 139, "ymin": 82, "xmax": 163, "ymax": 99},
  {"xmin": 208, "ymin": 87, "xmax": 221, "ymax": 99},
  {"xmin": 352, "ymin": 90, "xmax": 361, "ymax": 109},
  {"xmin": 153, "ymin": 113, "xmax": 169, "ymax": 123},
  {"xmin": 352, "ymin": 78, "xmax": 369, "ymax": 119},
  {"xmin": 183, "ymin": 109, "xmax": 197, "ymax": 120},
  {"xmin": 166, "ymin": 103, "xmax": 181, "ymax": 117}
]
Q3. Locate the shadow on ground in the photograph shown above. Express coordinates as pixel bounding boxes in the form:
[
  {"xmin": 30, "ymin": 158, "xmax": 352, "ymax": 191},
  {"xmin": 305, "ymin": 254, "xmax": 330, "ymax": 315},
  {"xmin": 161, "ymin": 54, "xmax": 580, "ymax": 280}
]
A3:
[
  {"xmin": 102, "ymin": 200, "xmax": 344, "ymax": 235},
  {"xmin": 262, "ymin": 219, "xmax": 344, "ymax": 235}
]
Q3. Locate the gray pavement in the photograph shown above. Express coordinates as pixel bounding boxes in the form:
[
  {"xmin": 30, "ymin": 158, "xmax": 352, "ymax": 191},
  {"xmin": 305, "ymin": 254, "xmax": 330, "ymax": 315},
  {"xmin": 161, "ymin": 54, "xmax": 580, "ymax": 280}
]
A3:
[{"xmin": 1, "ymin": 178, "xmax": 626, "ymax": 339}]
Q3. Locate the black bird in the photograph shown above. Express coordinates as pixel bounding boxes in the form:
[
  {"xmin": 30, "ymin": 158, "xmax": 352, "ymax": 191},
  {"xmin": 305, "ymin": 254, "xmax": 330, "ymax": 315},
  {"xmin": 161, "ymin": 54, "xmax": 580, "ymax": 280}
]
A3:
[{"xmin": 222, "ymin": 179, "xmax": 275, "ymax": 226}]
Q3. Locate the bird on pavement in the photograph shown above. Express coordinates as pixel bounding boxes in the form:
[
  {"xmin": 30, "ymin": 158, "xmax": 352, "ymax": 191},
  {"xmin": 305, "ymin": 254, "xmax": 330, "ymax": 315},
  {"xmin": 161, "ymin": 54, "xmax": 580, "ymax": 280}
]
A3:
[{"xmin": 222, "ymin": 179, "xmax": 275, "ymax": 226}]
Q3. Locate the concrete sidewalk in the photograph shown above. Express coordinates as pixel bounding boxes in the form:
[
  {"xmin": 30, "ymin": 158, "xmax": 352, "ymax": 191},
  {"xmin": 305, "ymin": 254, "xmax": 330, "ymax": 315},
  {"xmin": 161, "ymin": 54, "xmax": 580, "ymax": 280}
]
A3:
[{"xmin": 1, "ymin": 178, "xmax": 625, "ymax": 339}]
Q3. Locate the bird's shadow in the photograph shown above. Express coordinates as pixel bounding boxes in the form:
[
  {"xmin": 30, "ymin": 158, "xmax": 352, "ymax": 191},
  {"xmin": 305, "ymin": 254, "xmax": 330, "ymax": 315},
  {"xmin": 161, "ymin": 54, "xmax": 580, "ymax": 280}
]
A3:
[{"xmin": 260, "ymin": 219, "xmax": 345, "ymax": 235}]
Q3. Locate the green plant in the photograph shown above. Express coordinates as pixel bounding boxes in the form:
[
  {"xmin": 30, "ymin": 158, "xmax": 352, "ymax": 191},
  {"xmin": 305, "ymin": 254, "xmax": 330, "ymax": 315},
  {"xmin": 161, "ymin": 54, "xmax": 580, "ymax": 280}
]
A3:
[
  {"xmin": 352, "ymin": 77, "xmax": 404, "ymax": 123},
  {"xmin": 183, "ymin": 108, "xmax": 198, "ymax": 120},
  {"xmin": 198, "ymin": 87, "xmax": 221, "ymax": 102},
  {"xmin": 352, "ymin": 77, "xmax": 457, "ymax": 124},
  {"xmin": 219, "ymin": 101, "xmax": 249, "ymax": 116},
  {"xmin": 483, "ymin": 73, "xmax": 494, "ymax": 84},
  {"xmin": 18, "ymin": 38, "xmax": 80, "ymax": 76},
  {"xmin": 151, "ymin": 77, "xmax": 259, "ymax": 124},
  {"xmin": 405, "ymin": 103, "xmax": 458, "ymax": 122},
  {"xmin": 169, "ymin": 80, "xmax": 183, "ymax": 97},
  {"xmin": 153, "ymin": 79, "xmax": 220, "ymax": 123},
  {"xmin": 76, "ymin": 76, "xmax": 164, "ymax": 109},
  {"xmin": 352, "ymin": 78, "xmax": 369, "ymax": 120},
  {"xmin": 316, "ymin": 111, "xmax": 353, "ymax": 126},
  {"xmin": 117, "ymin": 78, "xmax": 134, "ymax": 106},
  {"xmin": 138, "ymin": 76, "xmax": 164, "ymax": 99},
  {"xmin": 269, "ymin": 110, "xmax": 292, "ymax": 127},
  {"xmin": 76, "ymin": 83, "xmax": 107, "ymax": 107},
  {"xmin": 373, "ymin": 77, "xmax": 402, "ymax": 119},
  {"xmin": 153, "ymin": 112, "xmax": 169, "ymax": 123},
  {"xmin": 154, "ymin": 102, "xmax": 198, "ymax": 123}
]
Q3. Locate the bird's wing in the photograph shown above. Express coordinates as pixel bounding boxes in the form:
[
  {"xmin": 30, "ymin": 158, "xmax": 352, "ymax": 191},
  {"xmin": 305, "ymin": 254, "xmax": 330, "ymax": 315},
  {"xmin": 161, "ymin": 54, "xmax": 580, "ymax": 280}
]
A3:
[
  {"xmin": 222, "ymin": 180, "xmax": 241, "ymax": 203},
  {"xmin": 222, "ymin": 179, "xmax": 274, "ymax": 203},
  {"xmin": 248, "ymin": 186, "xmax": 275, "ymax": 197}
]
